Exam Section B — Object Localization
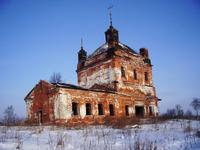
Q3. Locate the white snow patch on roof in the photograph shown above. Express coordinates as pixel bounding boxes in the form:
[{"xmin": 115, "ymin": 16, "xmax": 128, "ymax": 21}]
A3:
[{"xmin": 88, "ymin": 43, "xmax": 108, "ymax": 58}]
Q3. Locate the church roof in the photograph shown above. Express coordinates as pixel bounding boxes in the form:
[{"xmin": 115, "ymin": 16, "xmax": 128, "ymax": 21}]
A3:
[
  {"xmin": 88, "ymin": 42, "xmax": 138, "ymax": 58},
  {"xmin": 24, "ymin": 81, "xmax": 117, "ymax": 101},
  {"xmin": 53, "ymin": 82, "xmax": 116, "ymax": 94},
  {"xmin": 53, "ymin": 83, "xmax": 87, "ymax": 90}
]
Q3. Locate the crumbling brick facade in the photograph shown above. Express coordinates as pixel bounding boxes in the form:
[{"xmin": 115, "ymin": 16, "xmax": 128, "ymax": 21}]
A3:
[{"xmin": 24, "ymin": 23, "xmax": 159, "ymax": 125}]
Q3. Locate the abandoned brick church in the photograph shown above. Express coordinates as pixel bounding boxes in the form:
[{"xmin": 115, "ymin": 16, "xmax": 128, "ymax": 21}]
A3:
[{"xmin": 24, "ymin": 18, "xmax": 159, "ymax": 125}]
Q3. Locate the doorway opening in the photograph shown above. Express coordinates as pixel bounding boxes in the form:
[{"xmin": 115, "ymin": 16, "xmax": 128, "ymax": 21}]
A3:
[{"xmin": 135, "ymin": 106, "xmax": 144, "ymax": 117}]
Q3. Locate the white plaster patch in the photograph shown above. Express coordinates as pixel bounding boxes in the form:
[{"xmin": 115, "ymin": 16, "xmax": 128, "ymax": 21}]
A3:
[
  {"xmin": 150, "ymin": 101, "xmax": 157, "ymax": 105},
  {"xmin": 149, "ymin": 105, "xmax": 158, "ymax": 116},
  {"xmin": 135, "ymin": 101, "xmax": 144, "ymax": 106},
  {"xmin": 138, "ymin": 85, "xmax": 154, "ymax": 95},
  {"xmin": 79, "ymin": 67, "xmax": 121, "ymax": 89},
  {"xmin": 114, "ymin": 68, "xmax": 122, "ymax": 81},
  {"xmin": 80, "ymin": 104, "xmax": 86, "ymax": 118},
  {"xmin": 154, "ymin": 106, "xmax": 159, "ymax": 115},
  {"xmin": 54, "ymin": 93, "xmax": 72, "ymax": 120},
  {"xmin": 26, "ymin": 99, "xmax": 33, "ymax": 119},
  {"xmin": 114, "ymin": 96, "xmax": 120, "ymax": 109},
  {"xmin": 144, "ymin": 106, "xmax": 147, "ymax": 115},
  {"xmin": 128, "ymin": 106, "xmax": 134, "ymax": 115}
]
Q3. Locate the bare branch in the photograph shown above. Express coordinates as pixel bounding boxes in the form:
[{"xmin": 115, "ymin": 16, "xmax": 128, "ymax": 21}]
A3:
[{"xmin": 49, "ymin": 72, "xmax": 62, "ymax": 84}]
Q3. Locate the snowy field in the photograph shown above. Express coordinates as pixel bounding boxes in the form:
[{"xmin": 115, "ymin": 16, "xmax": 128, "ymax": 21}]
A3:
[{"xmin": 0, "ymin": 119, "xmax": 200, "ymax": 150}]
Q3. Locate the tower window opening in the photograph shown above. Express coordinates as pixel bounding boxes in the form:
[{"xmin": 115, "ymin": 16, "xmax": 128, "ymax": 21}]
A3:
[
  {"xmin": 133, "ymin": 69, "xmax": 137, "ymax": 80},
  {"xmin": 109, "ymin": 104, "xmax": 115, "ymax": 116},
  {"xmin": 121, "ymin": 67, "xmax": 125, "ymax": 78},
  {"xmin": 145, "ymin": 72, "xmax": 148, "ymax": 82}
]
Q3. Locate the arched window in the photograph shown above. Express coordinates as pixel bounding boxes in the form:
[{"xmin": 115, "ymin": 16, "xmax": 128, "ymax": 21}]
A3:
[
  {"xmin": 98, "ymin": 104, "xmax": 104, "ymax": 115},
  {"xmin": 121, "ymin": 67, "xmax": 125, "ymax": 78},
  {"xmin": 72, "ymin": 102, "xmax": 78, "ymax": 115},
  {"xmin": 133, "ymin": 69, "xmax": 137, "ymax": 80},
  {"xmin": 145, "ymin": 72, "xmax": 148, "ymax": 82},
  {"xmin": 86, "ymin": 103, "xmax": 92, "ymax": 115},
  {"xmin": 109, "ymin": 104, "xmax": 115, "ymax": 116}
]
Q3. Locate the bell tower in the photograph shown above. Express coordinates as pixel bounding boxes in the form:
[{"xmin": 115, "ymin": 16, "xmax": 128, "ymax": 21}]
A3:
[
  {"xmin": 77, "ymin": 39, "xmax": 87, "ymax": 70},
  {"xmin": 78, "ymin": 47, "xmax": 87, "ymax": 63}
]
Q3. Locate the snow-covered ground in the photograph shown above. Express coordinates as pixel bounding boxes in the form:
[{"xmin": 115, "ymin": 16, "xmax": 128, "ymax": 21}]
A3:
[{"xmin": 0, "ymin": 119, "xmax": 200, "ymax": 150}]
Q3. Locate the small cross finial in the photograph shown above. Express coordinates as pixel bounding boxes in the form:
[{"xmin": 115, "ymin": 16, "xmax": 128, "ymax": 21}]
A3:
[
  {"xmin": 81, "ymin": 38, "xmax": 83, "ymax": 49},
  {"xmin": 108, "ymin": 5, "xmax": 113, "ymax": 26}
]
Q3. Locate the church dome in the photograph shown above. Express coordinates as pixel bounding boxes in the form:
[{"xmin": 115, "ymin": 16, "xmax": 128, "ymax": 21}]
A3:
[{"xmin": 88, "ymin": 42, "xmax": 138, "ymax": 58}]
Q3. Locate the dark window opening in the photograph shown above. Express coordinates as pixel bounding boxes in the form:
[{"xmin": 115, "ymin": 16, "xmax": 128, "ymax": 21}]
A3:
[
  {"xmin": 125, "ymin": 105, "xmax": 129, "ymax": 116},
  {"xmin": 72, "ymin": 102, "xmax": 78, "ymax": 115},
  {"xmin": 121, "ymin": 67, "xmax": 125, "ymax": 78},
  {"xmin": 98, "ymin": 104, "xmax": 104, "ymax": 115},
  {"xmin": 109, "ymin": 104, "xmax": 115, "ymax": 116},
  {"xmin": 81, "ymin": 61, "xmax": 85, "ymax": 67},
  {"xmin": 145, "ymin": 72, "xmax": 148, "ymax": 82},
  {"xmin": 149, "ymin": 106, "xmax": 153, "ymax": 116},
  {"xmin": 86, "ymin": 103, "xmax": 92, "ymax": 115},
  {"xmin": 133, "ymin": 69, "xmax": 137, "ymax": 80},
  {"xmin": 135, "ymin": 106, "xmax": 144, "ymax": 117},
  {"xmin": 106, "ymin": 35, "xmax": 110, "ymax": 42},
  {"xmin": 38, "ymin": 110, "xmax": 43, "ymax": 124}
]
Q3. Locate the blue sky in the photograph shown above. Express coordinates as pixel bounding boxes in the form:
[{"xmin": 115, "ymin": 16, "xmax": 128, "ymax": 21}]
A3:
[{"xmin": 0, "ymin": 0, "xmax": 200, "ymax": 118}]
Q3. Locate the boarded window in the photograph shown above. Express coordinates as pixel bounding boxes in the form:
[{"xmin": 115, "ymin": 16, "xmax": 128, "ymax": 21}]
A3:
[
  {"xmin": 72, "ymin": 102, "xmax": 78, "ymax": 115},
  {"xmin": 125, "ymin": 105, "xmax": 129, "ymax": 116},
  {"xmin": 109, "ymin": 104, "xmax": 115, "ymax": 116},
  {"xmin": 98, "ymin": 104, "xmax": 104, "ymax": 115},
  {"xmin": 86, "ymin": 103, "xmax": 92, "ymax": 115},
  {"xmin": 133, "ymin": 69, "xmax": 137, "ymax": 80},
  {"xmin": 121, "ymin": 67, "xmax": 125, "ymax": 78},
  {"xmin": 145, "ymin": 72, "xmax": 148, "ymax": 81}
]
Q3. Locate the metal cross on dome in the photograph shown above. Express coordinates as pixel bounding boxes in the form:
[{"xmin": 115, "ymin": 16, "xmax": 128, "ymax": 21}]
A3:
[
  {"xmin": 108, "ymin": 5, "xmax": 114, "ymax": 26},
  {"xmin": 81, "ymin": 38, "xmax": 83, "ymax": 48}
]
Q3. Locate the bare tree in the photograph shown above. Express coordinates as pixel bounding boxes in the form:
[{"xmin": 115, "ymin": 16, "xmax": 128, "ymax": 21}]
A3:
[
  {"xmin": 185, "ymin": 110, "xmax": 193, "ymax": 118},
  {"xmin": 166, "ymin": 108, "xmax": 176, "ymax": 118},
  {"xmin": 175, "ymin": 104, "xmax": 184, "ymax": 118},
  {"xmin": 49, "ymin": 72, "xmax": 62, "ymax": 83},
  {"xmin": 191, "ymin": 98, "xmax": 200, "ymax": 118},
  {"xmin": 3, "ymin": 105, "xmax": 17, "ymax": 126}
]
